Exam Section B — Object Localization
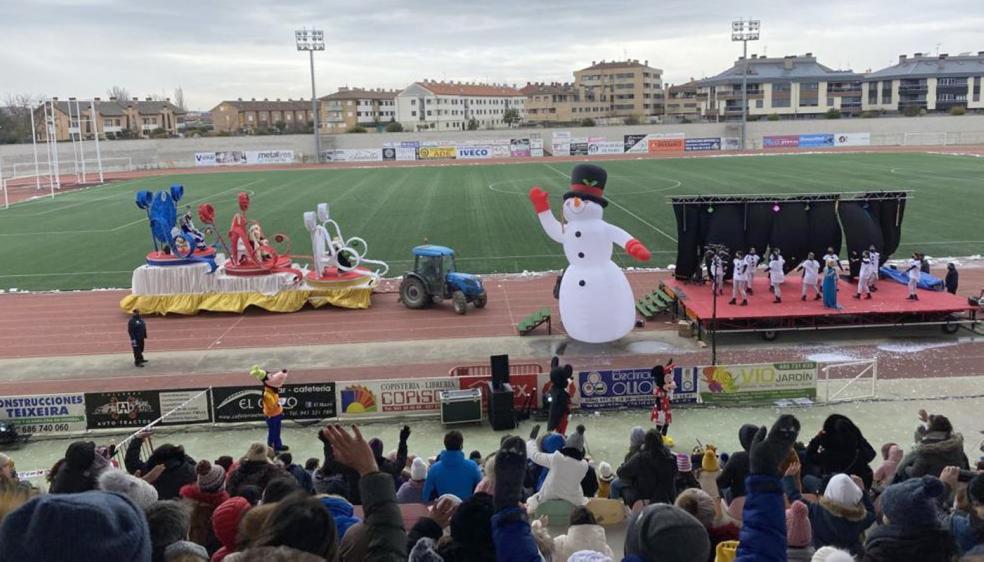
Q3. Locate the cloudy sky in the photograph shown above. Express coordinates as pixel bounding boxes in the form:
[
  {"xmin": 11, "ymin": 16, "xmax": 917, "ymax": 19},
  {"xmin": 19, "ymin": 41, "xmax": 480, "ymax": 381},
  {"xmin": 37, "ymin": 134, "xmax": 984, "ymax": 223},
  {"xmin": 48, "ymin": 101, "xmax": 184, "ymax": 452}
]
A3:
[{"xmin": 2, "ymin": 0, "xmax": 982, "ymax": 110}]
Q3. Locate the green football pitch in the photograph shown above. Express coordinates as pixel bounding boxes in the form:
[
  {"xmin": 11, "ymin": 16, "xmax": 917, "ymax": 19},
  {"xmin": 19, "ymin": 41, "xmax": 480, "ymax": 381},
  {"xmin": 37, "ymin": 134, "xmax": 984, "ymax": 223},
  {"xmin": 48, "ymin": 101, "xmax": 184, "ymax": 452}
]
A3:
[{"xmin": 2, "ymin": 152, "xmax": 982, "ymax": 291}]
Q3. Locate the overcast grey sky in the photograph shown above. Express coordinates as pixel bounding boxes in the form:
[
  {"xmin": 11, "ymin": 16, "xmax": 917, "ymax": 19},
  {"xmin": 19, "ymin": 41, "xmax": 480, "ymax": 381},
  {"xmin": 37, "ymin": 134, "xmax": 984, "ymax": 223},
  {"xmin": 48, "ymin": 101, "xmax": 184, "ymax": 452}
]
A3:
[{"xmin": 2, "ymin": 0, "xmax": 982, "ymax": 110}]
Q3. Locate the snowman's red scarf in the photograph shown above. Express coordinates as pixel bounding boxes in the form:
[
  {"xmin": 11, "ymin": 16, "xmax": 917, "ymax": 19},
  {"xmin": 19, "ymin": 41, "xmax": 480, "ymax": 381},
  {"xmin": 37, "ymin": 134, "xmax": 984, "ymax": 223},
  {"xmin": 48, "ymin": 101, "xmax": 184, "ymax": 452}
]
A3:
[{"xmin": 570, "ymin": 183, "xmax": 604, "ymax": 199}]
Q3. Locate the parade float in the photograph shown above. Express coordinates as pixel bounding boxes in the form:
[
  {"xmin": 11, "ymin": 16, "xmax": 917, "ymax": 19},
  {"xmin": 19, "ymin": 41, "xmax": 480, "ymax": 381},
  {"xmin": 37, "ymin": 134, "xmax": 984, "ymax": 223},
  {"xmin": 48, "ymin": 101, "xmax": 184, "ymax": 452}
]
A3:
[{"xmin": 120, "ymin": 188, "xmax": 381, "ymax": 315}]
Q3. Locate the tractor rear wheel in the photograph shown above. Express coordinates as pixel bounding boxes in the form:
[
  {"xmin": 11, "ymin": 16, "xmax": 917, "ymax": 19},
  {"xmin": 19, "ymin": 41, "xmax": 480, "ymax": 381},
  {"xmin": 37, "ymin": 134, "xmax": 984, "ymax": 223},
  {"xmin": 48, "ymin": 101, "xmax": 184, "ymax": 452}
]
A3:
[
  {"xmin": 452, "ymin": 291, "xmax": 468, "ymax": 315},
  {"xmin": 474, "ymin": 291, "xmax": 488, "ymax": 309},
  {"xmin": 400, "ymin": 277, "xmax": 430, "ymax": 309}
]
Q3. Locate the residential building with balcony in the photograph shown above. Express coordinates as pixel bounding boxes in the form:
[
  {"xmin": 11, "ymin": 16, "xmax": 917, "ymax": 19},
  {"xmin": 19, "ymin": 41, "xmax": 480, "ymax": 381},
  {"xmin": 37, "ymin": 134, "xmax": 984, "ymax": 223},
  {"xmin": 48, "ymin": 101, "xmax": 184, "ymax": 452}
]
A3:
[
  {"xmin": 319, "ymin": 87, "xmax": 399, "ymax": 132},
  {"xmin": 395, "ymin": 80, "xmax": 525, "ymax": 131},
  {"xmin": 35, "ymin": 97, "xmax": 185, "ymax": 140},
  {"xmin": 209, "ymin": 98, "xmax": 313, "ymax": 134},
  {"xmin": 864, "ymin": 52, "xmax": 984, "ymax": 113},
  {"xmin": 573, "ymin": 59, "xmax": 664, "ymax": 119},
  {"xmin": 664, "ymin": 79, "xmax": 707, "ymax": 120},
  {"xmin": 521, "ymin": 82, "xmax": 612, "ymax": 124},
  {"xmin": 697, "ymin": 53, "xmax": 863, "ymax": 120}
]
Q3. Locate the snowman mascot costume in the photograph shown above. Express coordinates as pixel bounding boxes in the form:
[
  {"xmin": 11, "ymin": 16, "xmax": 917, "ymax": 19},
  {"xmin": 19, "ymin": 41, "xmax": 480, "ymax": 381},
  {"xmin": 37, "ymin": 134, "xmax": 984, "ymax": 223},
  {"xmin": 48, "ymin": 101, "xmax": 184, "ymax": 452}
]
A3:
[{"xmin": 529, "ymin": 164, "xmax": 651, "ymax": 343}]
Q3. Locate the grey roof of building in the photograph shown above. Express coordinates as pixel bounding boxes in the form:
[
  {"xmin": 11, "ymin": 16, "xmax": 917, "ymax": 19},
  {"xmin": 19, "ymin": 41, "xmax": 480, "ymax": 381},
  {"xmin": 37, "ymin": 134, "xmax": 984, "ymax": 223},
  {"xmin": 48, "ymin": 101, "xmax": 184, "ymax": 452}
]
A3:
[
  {"xmin": 135, "ymin": 100, "xmax": 184, "ymax": 115},
  {"xmin": 320, "ymin": 88, "xmax": 399, "ymax": 101},
  {"xmin": 43, "ymin": 99, "xmax": 183, "ymax": 116},
  {"xmin": 214, "ymin": 99, "xmax": 312, "ymax": 112},
  {"xmin": 698, "ymin": 56, "xmax": 861, "ymax": 86},
  {"xmin": 867, "ymin": 54, "xmax": 984, "ymax": 80}
]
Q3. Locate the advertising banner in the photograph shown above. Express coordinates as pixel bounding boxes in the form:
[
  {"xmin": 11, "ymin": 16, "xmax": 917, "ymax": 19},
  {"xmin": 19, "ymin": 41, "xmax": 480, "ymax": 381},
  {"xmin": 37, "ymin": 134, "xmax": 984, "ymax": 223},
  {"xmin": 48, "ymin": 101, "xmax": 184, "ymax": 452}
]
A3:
[
  {"xmin": 382, "ymin": 147, "xmax": 397, "ymax": 161},
  {"xmin": 194, "ymin": 151, "xmax": 247, "ymax": 166},
  {"xmin": 212, "ymin": 383, "xmax": 337, "ymax": 423},
  {"xmin": 647, "ymin": 133, "xmax": 685, "ymax": 152},
  {"xmin": 835, "ymin": 132, "xmax": 870, "ymax": 147},
  {"xmin": 510, "ymin": 138, "xmax": 531, "ymax": 157},
  {"xmin": 322, "ymin": 149, "xmax": 384, "ymax": 162},
  {"xmin": 456, "ymin": 146, "xmax": 493, "ymax": 159},
  {"xmin": 763, "ymin": 135, "xmax": 800, "ymax": 148},
  {"xmin": 395, "ymin": 147, "xmax": 417, "ymax": 161},
  {"xmin": 417, "ymin": 146, "xmax": 457, "ymax": 160},
  {"xmin": 245, "ymin": 150, "xmax": 294, "ymax": 165},
  {"xmin": 799, "ymin": 134, "xmax": 835, "ymax": 148},
  {"xmin": 624, "ymin": 134, "xmax": 648, "ymax": 153},
  {"xmin": 722, "ymin": 137, "xmax": 741, "ymax": 150},
  {"xmin": 553, "ymin": 131, "xmax": 571, "ymax": 143},
  {"xmin": 577, "ymin": 368, "xmax": 698, "ymax": 411},
  {"xmin": 400, "ymin": 140, "xmax": 421, "ymax": 149},
  {"xmin": 157, "ymin": 389, "xmax": 212, "ymax": 426},
  {"xmin": 85, "ymin": 390, "xmax": 160, "ymax": 430},
  {"xmin": 457, "ymin": 373, "xmax": 540, "ymax": 410},
  {"xmin": 570, "ymin": 142, "xmax": 589, "ymax": 156},
  {"xmin": 588, "ymin": 141, "xmax": 624, "ymax": 155},
  {"xmin": 338, "ymin": 378, "xmax": 458, "ymax": 418},
  {"xmin": 698, "ymin": 362, "xmax": 817, "ymax": 405},
  {"xmin": 194, "ymin": 152, "xmax": 216, "ymax": 167},
  {"xmin": 0, "ymin": 393, "xmax": 86, "ymax": 434},
  {"xmin": 491, "ymin": 144, "xmax": 512, "ymax": 158},
  {"xmin": 530, "ymin": 135, "xmax": 544, "ymax": 158},
  {"xmin": 684, "ymin": 138, "xmax": 722, "ymax": 152}
]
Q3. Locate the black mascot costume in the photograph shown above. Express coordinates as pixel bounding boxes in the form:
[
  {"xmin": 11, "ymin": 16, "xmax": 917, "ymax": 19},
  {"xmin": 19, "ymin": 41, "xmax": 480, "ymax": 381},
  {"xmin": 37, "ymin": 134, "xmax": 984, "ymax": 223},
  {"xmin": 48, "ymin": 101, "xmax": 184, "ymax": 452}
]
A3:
[{"xmin": 547, "ymin": 361, "xmax": 574, "ymax": 434}]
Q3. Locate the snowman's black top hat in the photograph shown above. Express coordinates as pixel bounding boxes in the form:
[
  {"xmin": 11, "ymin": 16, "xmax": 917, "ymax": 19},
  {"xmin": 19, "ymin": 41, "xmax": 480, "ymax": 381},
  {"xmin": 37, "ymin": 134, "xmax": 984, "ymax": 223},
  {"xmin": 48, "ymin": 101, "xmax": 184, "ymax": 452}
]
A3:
[{"xmin": 564, "ymin": 164, "xmax": 608, "ymax": 208}]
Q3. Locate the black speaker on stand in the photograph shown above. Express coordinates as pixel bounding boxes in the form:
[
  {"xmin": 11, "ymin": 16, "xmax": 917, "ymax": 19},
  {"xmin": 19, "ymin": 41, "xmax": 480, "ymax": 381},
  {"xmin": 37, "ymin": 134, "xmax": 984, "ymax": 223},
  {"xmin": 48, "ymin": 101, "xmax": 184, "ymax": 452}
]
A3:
[{"xmin": 488, "ymin": 354, "xmax": 516, "ymax": 430}]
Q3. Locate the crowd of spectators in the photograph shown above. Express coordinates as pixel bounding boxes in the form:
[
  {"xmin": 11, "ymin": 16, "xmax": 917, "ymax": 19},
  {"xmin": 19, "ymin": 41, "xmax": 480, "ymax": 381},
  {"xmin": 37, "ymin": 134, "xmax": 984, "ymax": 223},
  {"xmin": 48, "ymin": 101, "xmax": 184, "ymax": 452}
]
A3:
[{"xmin": 0, "ymin": 407, "xmax": 981, "ymax": 562}]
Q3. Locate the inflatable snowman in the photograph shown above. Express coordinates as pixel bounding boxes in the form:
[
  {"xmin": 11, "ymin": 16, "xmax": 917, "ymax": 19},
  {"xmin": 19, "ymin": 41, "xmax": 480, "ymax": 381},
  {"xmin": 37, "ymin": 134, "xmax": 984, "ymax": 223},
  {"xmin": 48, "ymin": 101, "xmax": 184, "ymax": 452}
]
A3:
[{"xmin": 529, "ymin": 164, "xmax": 651, "ymax": 343}]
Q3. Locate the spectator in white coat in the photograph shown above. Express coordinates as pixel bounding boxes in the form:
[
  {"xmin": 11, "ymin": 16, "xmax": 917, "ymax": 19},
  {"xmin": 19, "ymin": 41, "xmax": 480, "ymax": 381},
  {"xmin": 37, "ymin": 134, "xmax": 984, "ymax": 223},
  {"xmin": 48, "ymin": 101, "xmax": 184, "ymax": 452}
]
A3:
[
  {"xmin": 551, "ymin": 506, "xmax": 615, "ymax": 561},
  {"xmin": 525, "ymin": 424, "xmax": 589, "ymax": 512}
]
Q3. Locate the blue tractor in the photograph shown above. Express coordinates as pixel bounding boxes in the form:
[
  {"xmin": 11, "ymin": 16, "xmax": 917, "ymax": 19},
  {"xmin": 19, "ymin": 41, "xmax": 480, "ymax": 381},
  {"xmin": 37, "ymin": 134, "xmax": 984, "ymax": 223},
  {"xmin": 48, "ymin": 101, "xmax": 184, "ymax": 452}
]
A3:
[{"xmin": 400, "ymin": 245, "xmax": 487, "ymax": 314}]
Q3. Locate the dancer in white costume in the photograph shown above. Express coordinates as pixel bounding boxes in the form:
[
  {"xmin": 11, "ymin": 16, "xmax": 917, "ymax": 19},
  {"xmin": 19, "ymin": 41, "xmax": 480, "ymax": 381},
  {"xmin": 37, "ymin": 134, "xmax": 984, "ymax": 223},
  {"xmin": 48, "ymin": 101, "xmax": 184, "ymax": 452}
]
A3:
[
  {"xmin": 729, "ymin": 250, "xmax": 748, "ymax": 306},
  {"xmin": 854, "ymin": 250, "xmax": 874, "ymax": 300},
  {"xmin": 905, "ymin": 253, "xmax": 921, "ymax": 301},
  {"xmin": 868, "ymin": 244, "xmax": 881, "ymax": 292},
  {"xmin": 765, "ymin": 250, "xmax": 786, "ymax": 303},
  {"xmin": 528, "ymin": 164, "xmax": 651, "ymax": 343},
  {"xmin": 744, "ymin": 247, "xmax": 760, "ymax": 295},
  {"xmin": 795, "ymin": 252, "xmax": 821, "ymax": 301}
]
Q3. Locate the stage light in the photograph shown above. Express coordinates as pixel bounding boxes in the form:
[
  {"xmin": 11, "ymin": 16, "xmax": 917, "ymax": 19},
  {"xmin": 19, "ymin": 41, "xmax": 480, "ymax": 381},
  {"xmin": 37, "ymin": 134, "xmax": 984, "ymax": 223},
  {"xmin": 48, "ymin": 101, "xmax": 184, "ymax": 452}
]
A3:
[
  {"xmin": 804, "ymin": 203, "xmax": 811, "ymax": 211},
  {"xmin": 707, "ymin": 205, "xmax": 714, "ymax": 213},
  {"xmin": 772, "ymin": 203, "xmax": 780, "ymax": 212}
]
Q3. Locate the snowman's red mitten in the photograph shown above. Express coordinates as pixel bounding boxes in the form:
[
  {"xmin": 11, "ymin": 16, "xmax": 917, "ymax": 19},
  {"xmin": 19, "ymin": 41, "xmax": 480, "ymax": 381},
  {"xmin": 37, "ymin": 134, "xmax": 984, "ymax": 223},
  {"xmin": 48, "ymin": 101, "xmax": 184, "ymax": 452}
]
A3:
[
  {"xmin": 529, "ymin": 186, "xmax": 550, "ymax": 213},
  {"xmin": 626, "ymin": 239, "xmax": 651, "ymax": 261}
]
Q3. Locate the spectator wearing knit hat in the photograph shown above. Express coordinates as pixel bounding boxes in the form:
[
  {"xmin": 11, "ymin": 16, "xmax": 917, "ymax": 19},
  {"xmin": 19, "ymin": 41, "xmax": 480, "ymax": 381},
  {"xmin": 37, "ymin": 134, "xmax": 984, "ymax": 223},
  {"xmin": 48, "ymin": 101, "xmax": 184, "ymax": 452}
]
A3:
[
  {"xmin": 945, "ymin": 471, "xmax": 984, "ymax": 555},
  {"xmin": 179, "ymin": 460, "xmax": 229, "ymax": 554},
  {"xmin": 596, "ymin": 461, "xmax": 614, "ymax": 499},
  {"xmin": 872, "ymin": 444, "xmax": 903, "ymax": 489},
  {"xmin": 0, "ymin": 490, "xmax": 152, "ymax": 562},
  {"xmin": 99, "ymin": 468, "xmax": 160, "ymax": 510},
  {"xmin": 675, "ymin": 487, "xmax": 738, "ymax": 561},
  {"xmin": 397, "ymin": 457, "xmax": 429, "ymax": 503},
  {"xmin": 624, "ymin": 503, "xmax": 711, "ymax": 562},
  {"xmin": 786, "ymin": 500, "xmax": 815, "ymax": 561},
  {"xmin": 784, "ymin": 468, "xmax": 876, "ymax": 556},
  {"xmin": 812, "ymin": 546, "xmax": 856, "ymax": 561},
  {"xmin": 864, "ymin": 475, "xmax": 957, "ymax": 561},
  {"xmin": 211, "ymin": 496, "xmax": 252, "ymax": 562},
  {"xmin": 675, "ymin": 452, "xmax": 700, "ymax": 492},
  {"xmin": 226, "ymin": 443, "xmax": 287, "ymax": 498},
  {"xmin": 164, "ymin": 541, "xmax": 209, "ymax": 561}
]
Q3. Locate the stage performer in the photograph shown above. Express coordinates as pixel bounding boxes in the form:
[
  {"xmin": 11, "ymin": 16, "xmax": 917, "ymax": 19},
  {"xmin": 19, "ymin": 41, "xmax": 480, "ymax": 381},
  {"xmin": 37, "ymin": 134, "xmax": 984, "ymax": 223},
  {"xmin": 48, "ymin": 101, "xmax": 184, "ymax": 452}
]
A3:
[
  {"xmin": 729, "ymin": 250, "xmax": 748, "ymax": 306},
  {"xmin": 764, "ymin": 250, "xmax": 786, "ymax": 303},
  {"xmin": 127, "ymin": 310, "xmax": 148, "ymax": 368},
  {"xmin": 250, "ymin": 365, "xmax": 289, "ymax": 452},
  {"xmin": 650, "ymin": 359, "xmax": 676, "ymax": 436},
  {"xmin": 868, "ymin": 244, "xmax": 881, "ymax": 292},
  {"xmin": 745, "ymin": 247, "xmax": 761, "ymax": 295},
  {"xmin": 795, "ymin": 252, "xmax": 821, "ymax": 301},
  {"xmin": 823, "ymin": 247, "xmax": 845, "ymax": 273},
  {"xmin": 822, "ymin": 259, "xmax": 841, "ymax": 309},
  {"xmin": 710, "ymin": 251, "xmax": 725, "ymax": 295},
  {"xmin": 855, "ymin": 250, "xmax": 874, "ymax": 300},
  {"xmin": 547, "ymin": 361, "xmax": 574, "ymax": 435},
  {"xmin": 905, "ymin": 253, "xmax": 922, "ymax": 301}
]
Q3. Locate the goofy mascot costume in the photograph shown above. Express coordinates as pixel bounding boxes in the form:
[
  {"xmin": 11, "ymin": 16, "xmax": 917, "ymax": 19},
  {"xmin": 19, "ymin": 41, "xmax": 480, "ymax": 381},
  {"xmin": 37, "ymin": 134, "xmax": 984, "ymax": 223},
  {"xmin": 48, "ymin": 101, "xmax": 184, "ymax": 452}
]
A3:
[{"xmin": 250, "ymin": 365, "xmax": 289, "ymax": 452}]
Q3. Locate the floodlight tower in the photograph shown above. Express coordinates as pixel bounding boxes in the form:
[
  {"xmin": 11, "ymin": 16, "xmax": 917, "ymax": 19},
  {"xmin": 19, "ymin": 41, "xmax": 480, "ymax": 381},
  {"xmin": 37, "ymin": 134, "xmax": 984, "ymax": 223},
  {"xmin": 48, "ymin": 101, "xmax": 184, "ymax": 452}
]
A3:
[
  {"xmin": 731, "ymin": 18, "xmax": 760, "ymax": 150},
  {"xmin": 296, "ymin": 28, "xmax": 325, "ymax": 162}
]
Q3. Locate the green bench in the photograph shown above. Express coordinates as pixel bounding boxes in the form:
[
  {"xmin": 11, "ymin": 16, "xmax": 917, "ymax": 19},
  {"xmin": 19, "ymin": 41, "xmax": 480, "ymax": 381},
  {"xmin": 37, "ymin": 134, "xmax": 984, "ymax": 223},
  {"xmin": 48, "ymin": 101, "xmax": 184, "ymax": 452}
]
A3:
[
  {"xmin": 517, "ymin": 306, "xmax": 552, "ymax": 335},
  {"xmin": 636, "ymin": 288, "xmax": 676, "ymax": 320}
]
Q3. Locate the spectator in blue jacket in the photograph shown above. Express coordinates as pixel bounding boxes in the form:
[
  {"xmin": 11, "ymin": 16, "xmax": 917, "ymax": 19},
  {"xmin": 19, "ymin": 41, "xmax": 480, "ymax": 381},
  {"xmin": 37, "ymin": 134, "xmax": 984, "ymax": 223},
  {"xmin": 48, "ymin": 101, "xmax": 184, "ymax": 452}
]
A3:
[
  {"xmin": 490, "ymin": 431, "xmax": 545, "ymax": 562},
  {"xmin": 736, "ymin": 414, "xmax": 802, "ymax": 562},
  {"xmin": 422, "ymin": 430, "xmax": 482, "ymax": 502},
  {"xmin": 940, "ymin": 467, "xmax": 984, "ymax": 556}
]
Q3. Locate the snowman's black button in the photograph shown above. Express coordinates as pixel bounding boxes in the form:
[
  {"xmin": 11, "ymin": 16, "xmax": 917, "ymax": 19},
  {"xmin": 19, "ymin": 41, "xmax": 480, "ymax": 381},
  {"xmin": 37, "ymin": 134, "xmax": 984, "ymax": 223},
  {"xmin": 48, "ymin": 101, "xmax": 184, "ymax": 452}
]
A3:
[
  {"xmin": 579, "ymin": 280, "xmax": 586, "ymax": 287},
  {"xmin": 575, "ymin": 231, "xmax": 581, "ymax": 237},
  {"xmin": 578, "ymin": 252, "xmax": 584, "ymax": 258}
]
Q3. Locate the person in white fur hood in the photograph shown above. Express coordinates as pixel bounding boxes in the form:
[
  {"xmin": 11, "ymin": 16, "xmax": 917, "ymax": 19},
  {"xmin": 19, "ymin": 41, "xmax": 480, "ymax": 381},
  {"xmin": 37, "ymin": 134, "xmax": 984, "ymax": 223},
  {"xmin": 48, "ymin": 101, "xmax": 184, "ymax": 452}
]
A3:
[{"xmin": 551, "ymin": 506, "xmax": 615, "ymax": 562}]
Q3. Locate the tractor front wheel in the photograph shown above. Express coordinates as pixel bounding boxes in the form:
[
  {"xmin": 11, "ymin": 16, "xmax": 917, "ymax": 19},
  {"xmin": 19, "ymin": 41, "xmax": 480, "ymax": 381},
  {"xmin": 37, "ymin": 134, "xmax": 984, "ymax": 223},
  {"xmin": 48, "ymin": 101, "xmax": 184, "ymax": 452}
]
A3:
[
  {"xmin": 474, "ymin": 291, "xmax": 488, "ymax": 309},
  {"xmin": 400, "ymin": 277, "xmax": 430, "ymax": 309},
  {"xmin": 452, "ymin": 291, "xmax": 468, "ymax": 315}
]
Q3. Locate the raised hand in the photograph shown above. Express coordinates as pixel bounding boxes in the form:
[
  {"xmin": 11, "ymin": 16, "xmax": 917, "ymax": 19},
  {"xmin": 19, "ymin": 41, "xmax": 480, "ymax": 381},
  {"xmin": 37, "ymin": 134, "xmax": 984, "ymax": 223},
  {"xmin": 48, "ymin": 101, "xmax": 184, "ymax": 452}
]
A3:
[
  {"xmin": 399, "ymin": 425, "xmax": 411, "ymax": 442},
  {"xmin": 322, "ymin": 424, "xmax": 379, "ymax": 476},
  {"xmin": 749, "ymin": 414, "xmax": 801, "ymax": 477}
]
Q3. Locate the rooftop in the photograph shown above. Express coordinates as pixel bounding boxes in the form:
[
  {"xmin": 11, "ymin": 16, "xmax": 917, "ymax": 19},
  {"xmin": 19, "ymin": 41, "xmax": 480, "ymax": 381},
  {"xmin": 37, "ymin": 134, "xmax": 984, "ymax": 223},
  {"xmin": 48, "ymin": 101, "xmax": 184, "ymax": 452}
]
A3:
[
  {"xmin": 521, "ymin": 82, "xmax": 577, "ymax": 96},
  {"xmin": 320, "ymin": 87, "xmax": 399, "ymax": 101},
  {"xmin": 578, "ymin": 58, "xmax": 661, "ymax": 72},
  {"xmin": 214, "ymin": 99, "xmax": 312, "ymax": 112},
  {"xmin": 413, "ymin": 80, "xmax": 523, "ymax": 97},
  {"xmin": 44, "ymin": 97, "xmax": 184, "ymax": 116},
  {"xmin": 698, "ymin": 54, "xmax": 860, "ymax": 86},
  {"xmin": 868, "ymin": 52, "xmax": 984, "ymax": 80}
]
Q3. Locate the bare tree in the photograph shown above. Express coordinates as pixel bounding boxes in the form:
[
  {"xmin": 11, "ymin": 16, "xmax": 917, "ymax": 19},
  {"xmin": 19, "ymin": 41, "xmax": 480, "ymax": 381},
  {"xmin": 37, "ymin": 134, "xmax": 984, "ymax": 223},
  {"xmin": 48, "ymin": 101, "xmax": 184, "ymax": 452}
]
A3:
[
  {"xmin": 173, "ymin": 87, "xmax": 185, "ymax": 110},
  {"xmin": 107, "ymin": 85, "xmax": 131, "ymax": 101},
  {"xmin": 0, "ymin": 94, "xmax": 42, "ymax": 144}
]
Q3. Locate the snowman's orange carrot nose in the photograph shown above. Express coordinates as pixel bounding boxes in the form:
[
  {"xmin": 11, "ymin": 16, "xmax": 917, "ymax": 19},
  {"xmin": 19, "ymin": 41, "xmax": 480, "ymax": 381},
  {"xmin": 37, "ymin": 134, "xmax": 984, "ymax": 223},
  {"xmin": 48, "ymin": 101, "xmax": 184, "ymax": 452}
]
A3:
[{"xmin": 573, "ymin": 197, "xmax": 582, "ymax": 208}]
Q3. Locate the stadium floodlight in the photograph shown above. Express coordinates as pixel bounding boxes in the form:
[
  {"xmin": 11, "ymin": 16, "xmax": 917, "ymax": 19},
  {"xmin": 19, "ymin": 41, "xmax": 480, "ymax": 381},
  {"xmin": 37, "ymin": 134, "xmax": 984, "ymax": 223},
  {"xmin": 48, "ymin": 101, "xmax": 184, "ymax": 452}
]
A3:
[
  {"xmin": 296, "ymin": 28, "xmax": 325, "ymax": 162},
  {"xmin": 731, "ymin": 18, "xmax": 761, "ymax": 151}
]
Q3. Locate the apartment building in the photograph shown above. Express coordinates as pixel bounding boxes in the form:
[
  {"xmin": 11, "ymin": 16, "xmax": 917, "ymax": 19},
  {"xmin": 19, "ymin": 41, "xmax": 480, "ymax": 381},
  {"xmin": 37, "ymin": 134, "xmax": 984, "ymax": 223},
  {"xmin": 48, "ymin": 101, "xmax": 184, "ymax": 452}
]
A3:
[
  {"xmin": 522, "ymin": 82, "xmax": 612, "ymax": 124},
  {"xmin": 573, "ymin": 59, "xmax": 664, "ymax": 118},
  {"xmin": 664, "ymin": 80, "xmax": 707, "ymax": 120},
  {"xmin": 395, "ymin": 81, "xmax": 525, "ymax": 131},
  {"xmin": 210, "ymin": 98, "xmax": 314, "ymax": 134},
  {"xmin": 864, "ymin": 52, "xmax": 984, "ymax": 113},
  {"xmin": 319, "ymin": 87, "xmax": 399, "ymax": 132},
  {"xmin": 697, "ymin": 53, "xmax": 863, "ymax": 120},
  {"xmin": 34, "ymin": 97, "xmax": 185, "ymax": 140}
]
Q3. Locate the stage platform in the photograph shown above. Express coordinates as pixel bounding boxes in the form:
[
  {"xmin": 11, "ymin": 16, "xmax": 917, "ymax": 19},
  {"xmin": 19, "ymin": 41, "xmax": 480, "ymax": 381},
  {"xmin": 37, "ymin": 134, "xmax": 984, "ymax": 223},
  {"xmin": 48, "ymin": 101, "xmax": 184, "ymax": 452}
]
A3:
[{"xmin": 663, "ymin": 276, "xmax": 978, "ymax": 339}]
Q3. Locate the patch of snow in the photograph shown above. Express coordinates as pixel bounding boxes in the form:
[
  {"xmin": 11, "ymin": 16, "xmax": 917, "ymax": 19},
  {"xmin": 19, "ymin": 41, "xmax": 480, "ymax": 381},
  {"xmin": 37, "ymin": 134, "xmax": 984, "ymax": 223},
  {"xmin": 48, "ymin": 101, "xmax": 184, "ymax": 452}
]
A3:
[
  {"xmin": 876, "ymin": 341, "xmax": 959, "ymax": 354},
  {"xmin": 806, "ymin": 352, "xmax": 861, "ymax": 363},
  {"xmin": 625, "ymin": 340, "xmax": 676, "ymax": 354}
]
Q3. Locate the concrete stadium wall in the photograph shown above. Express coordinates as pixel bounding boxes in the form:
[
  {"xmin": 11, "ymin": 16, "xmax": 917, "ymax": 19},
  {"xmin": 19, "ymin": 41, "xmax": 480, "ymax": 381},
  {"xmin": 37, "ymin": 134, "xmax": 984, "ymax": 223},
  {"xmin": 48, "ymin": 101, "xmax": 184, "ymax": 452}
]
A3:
[{"xmin": 3, "ymin": 115, "xmax": 984, "ymax": 173}]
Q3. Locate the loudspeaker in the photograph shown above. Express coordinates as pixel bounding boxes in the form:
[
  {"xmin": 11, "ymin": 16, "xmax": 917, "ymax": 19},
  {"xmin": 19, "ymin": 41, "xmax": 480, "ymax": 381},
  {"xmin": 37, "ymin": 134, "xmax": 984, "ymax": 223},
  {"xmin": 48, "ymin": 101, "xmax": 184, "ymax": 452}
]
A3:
[
  {"xmin": 488, "ymin": 384, "xmax": 516, "ymax": 431},
  {"xmin": 490, "ymin": 354, "xmax": 510, "ymax": 390}
]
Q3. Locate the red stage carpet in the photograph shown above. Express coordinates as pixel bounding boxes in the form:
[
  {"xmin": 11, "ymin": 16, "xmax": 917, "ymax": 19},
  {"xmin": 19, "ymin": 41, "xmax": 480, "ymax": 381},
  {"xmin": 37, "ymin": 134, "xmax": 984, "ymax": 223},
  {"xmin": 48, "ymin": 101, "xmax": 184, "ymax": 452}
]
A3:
[{"xmin": 664, "ymin": 276, "xmax": 974, "ymax": 322}]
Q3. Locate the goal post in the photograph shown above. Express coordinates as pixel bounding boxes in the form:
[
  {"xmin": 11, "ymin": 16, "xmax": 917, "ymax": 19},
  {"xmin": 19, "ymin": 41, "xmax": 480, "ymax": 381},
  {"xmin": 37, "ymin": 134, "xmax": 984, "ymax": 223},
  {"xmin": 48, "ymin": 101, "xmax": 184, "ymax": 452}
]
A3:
[{"xmin": 819, "ymin": 359, "xmax": 878, "ymax": 403}]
